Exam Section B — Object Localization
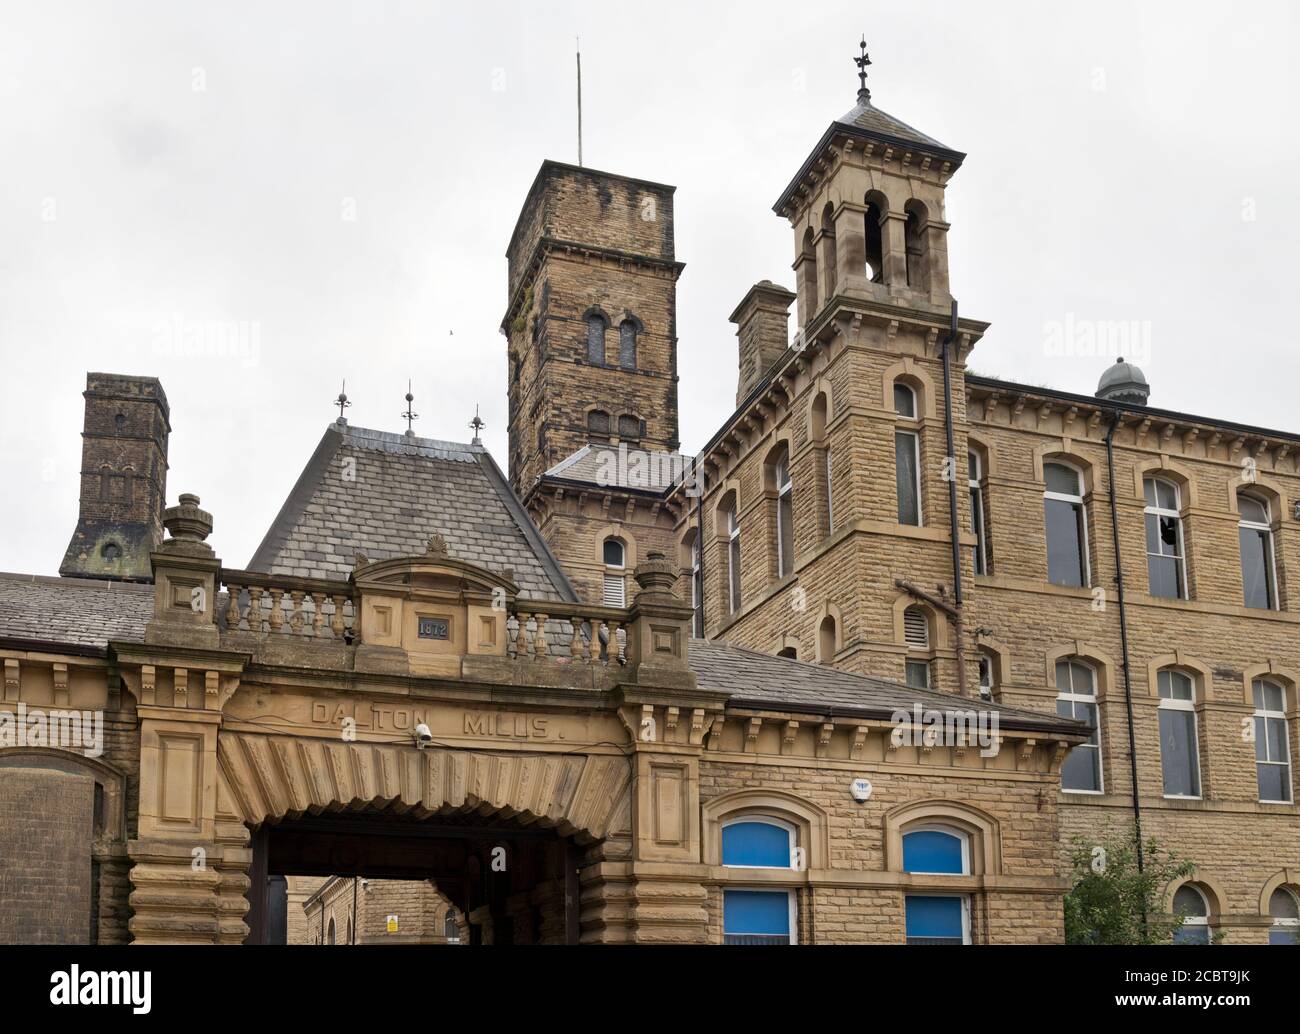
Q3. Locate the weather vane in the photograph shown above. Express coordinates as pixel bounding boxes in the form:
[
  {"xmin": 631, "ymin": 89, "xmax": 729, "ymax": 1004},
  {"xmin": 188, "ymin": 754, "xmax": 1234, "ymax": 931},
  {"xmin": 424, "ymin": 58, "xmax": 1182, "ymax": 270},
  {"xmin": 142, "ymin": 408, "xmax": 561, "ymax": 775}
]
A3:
[
  {"xmin": 401, "ymin": 380, "xmax": 418, "ymax": 436},
  {"xmin": 469, "ymin": 404, "xmax": 485, "ymax": 443},
  {"xmin": 855, "ymin": 35, "xmax": 872, "ymax": 99},
  {"xmin": 334, "ymin": 380, "xmax": 351, "ymax": 422}
]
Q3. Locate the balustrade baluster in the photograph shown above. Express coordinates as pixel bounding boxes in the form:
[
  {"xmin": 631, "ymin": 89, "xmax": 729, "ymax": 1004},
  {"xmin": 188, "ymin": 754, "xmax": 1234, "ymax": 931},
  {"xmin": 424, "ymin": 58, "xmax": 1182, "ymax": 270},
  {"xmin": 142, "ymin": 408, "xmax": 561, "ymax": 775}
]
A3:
[
  {"xmin": 533, "ymin": 613, "xmax": 549, "ymax": 661},
  {"xmin": 268, "ymin": 589, "xmax": 284, "ymax": 632},
  {"xmin": 225, "ymin": 585, "xmax": 241, "ymax": 631}
]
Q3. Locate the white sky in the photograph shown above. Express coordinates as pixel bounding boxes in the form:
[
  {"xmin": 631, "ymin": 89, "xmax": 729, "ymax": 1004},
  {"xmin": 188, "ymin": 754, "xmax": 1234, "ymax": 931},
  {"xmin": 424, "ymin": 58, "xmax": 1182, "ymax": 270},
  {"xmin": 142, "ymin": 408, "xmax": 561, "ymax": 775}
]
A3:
[{"xmin": 2, "ymin": 1, "xmax": 1297, "ymax": 576}]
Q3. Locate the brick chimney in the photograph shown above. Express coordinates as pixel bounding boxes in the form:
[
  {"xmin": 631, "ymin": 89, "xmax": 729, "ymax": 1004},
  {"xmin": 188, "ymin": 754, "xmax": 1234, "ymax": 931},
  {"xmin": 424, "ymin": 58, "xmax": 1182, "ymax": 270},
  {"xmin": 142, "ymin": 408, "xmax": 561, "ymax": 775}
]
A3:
[
  {"xmin": 730, "ymin": 280, "xmax": 796, "ymax": 405},
  {"xmin": 60, "ymin": 373, "xmax": 170, "ymax": 582}
]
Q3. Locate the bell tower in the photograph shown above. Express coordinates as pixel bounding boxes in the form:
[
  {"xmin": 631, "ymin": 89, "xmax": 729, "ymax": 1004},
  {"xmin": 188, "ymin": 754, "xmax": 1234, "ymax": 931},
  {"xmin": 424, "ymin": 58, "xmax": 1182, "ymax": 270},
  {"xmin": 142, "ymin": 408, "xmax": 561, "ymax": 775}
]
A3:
[
  {"xmin": 775, "ymin": 38, "xmax": 964, "ymax": 337},
  {"xmin": 502, "ymin": 161, "xmax": 683, "ymax": 498}
]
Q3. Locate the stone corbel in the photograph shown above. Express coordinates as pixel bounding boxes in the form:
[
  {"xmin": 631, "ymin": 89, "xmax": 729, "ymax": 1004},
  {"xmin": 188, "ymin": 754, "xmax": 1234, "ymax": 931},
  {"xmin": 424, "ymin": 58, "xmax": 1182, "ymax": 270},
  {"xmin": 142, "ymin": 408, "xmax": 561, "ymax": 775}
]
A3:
[
  {"xmin": 850, "ymin": 726, "xmax": 868, "ymax": 760},
  {"xmin": 744, "ymin": 717, "xmax": 762, "ymax": 752},
  {"xmin": 781, "ymin": 720, "xmax": 799, "ymax": 756},
  {"xmin": 816, "ymin": 722, "xmax": 834, "ymax": 759},
  {"xmin": 706, "ymin": 715, "xmax": 726, "ymax": 751},
  {"xmin": 3, "ymin": 658, "xmax": 19, "ymax": 702},
  {"xmin": 689, "ymin": 708, "xmax": 706, "ymax": 746},
  {"xmin": 52, "ymin": 663, "xmax": 69, "ymax": 707}
]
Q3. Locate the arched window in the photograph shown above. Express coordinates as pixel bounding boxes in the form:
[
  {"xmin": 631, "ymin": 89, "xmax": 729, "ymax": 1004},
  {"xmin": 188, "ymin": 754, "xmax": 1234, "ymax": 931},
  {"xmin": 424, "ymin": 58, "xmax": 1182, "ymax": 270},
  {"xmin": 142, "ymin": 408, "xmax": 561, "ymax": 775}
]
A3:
[
  {"xmin": 902, "ymin": 825, "xmax": 971, "ymax": 945},
  {"xmin": 1253, "ymin": 678, "xmax": 1292, "ymax": 803},
  {"xmin": 864, "ymin": 192, "xmax": 886, "ymax": 282},
  {"xmin": 585, "ymin": 311, "xmax": 608, "ymax": 364},
  {"xmin": 1269, "ymin": 887, "xmax": 1300, "ymax": 945},
  {"xmin": 819, "ymin": 203, "xmax": 837, "ymax": 302},
  {"xmin": 616, "ymin": 414, "xmax": 642, "ymax": 440},
  {"xmin": 1238, "ymin": 494, "xmax": 1278, "ymax": 610},
  {"xmin": 720, "ymin": 818, "xmax": 797, "ymax": 945},
  {"xmin": 327, "ymin": 917, "xmax": 336, "ymax": 945},
  {"xmin": 1157, "ymin": 669, "xmax": 1200, "ymax": 798},
  {"xmin": 602, "ymin": 538, "xmax": 626, "ymax": 607},
  {"xmin": 817, "ymin": 614, "xmax": 836, "ymax": 666},
  {"xmin": 1172, "ymin": 884, "xmax": 1211, "ymax": 944},
  {"xmin": 903, "ymin": 605, "xmax": 931, "ymax": 689},
  {"xmin": 1056, "ymin": 659, "xmax": 1102, "ymax": 793},
  {"xmin": 774, "ymin": 448, "xmax": 794, "ymax": 579},
  {"xmin": 346, "ymin": 917, "xmax": 353, "ymax": 945},
  {"xmin": 1044, "ymin": 462, "xmax": 1089, "ymax": 587},
  {"xmin": 618, "ymin": 319, "xmax": 638, "ymax": 369},
  {"xmin": 722, "ymin": 496, "xmax": 742, "ymax": 615},
  {"xmin": 777, "ymin": 646, "xmax": 798, "ymax": 659},
  {"xmin": 894, "ymin": 384, "xmax": 921, "ymax": 526},
  {"xmin": 977, "ymin": 649, "xmax": 996, "ymax": 701},
  {"xmin": 685, "ymin": 531, "xmax": 703, "ymax": 637},
  {"xmin": 444, "ymin": 910, "xmax": 461, "ymax": 944},
  {"xmin": 798, "ymin": 226, "xmax": 818, "ymax": 315},
  {"xmin": 968, "ymin": 449, "xmax": 989, "ymax": 575},
  {"xmin": 810, "ymin": 392, "xmax": 833, "ymax": 536},
  {"xmin": 1144, "ymin": 477, "xmax": 1186, "ymax": 599},
  {"xmin": 903, "ymin": 199, "xmax": 929, "ymax": 292},
  {"xmin": 587, "ymin": 410, "xmax": 610, "ymax": 438}
]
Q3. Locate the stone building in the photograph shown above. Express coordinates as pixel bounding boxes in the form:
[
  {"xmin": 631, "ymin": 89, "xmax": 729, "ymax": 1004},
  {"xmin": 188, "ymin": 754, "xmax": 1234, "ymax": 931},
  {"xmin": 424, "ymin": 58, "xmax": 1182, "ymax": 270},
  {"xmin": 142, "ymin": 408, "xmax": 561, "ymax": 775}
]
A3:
[{"xmin": 0, "ymin": 50, "xmax": 1296, "ymax": 946}]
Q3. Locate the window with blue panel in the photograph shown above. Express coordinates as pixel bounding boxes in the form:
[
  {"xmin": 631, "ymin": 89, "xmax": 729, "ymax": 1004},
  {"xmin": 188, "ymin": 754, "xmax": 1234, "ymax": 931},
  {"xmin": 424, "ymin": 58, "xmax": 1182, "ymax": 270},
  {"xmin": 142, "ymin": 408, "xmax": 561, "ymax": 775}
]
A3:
[
  {"xmin": 905, "ymin": 896, "xmax": 965, "ymax": 945},
  {"xmin": 902, "ymin": 829, "xmax": 966, "ymax": 874},
  {"xmin": 721, "ymin": 820, "xmax": 792, "ymax": 868},
  {"xmin": 723, "ymin": 889, "xmax": 791, "ymax": 945}
]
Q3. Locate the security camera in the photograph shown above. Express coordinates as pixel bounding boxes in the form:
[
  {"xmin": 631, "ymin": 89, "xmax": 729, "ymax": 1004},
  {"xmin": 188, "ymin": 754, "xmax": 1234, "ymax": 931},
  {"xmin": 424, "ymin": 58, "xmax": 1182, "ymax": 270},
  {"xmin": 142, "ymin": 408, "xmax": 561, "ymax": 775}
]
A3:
[{"xmin": 413, "ymin": 723, "xmax": 433, "ymax": 748}]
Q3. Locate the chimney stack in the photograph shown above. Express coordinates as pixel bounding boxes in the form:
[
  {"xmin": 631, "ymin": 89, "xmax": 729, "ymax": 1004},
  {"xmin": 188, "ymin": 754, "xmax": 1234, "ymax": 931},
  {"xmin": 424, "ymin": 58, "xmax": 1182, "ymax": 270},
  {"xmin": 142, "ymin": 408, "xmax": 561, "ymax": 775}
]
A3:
[
  {"xmin": 730, "ymin": 280, "xmax": 796, "ymax": 405},
  {"xmin": 60, "ymin": 373, "xmax": 170, "ymax": 582}
]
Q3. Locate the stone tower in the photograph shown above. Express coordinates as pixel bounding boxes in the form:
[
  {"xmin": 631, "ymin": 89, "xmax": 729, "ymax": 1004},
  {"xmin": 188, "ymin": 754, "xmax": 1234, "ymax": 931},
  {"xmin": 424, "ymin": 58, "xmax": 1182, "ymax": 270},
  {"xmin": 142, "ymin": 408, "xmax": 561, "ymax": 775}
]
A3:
[
  {"xmin": 502, "ymin": 161, "xmax": 683, "ymax": 497},
  {"xmin": 60, "ymin": 372, "xmax": 170, "ymax": 581}
]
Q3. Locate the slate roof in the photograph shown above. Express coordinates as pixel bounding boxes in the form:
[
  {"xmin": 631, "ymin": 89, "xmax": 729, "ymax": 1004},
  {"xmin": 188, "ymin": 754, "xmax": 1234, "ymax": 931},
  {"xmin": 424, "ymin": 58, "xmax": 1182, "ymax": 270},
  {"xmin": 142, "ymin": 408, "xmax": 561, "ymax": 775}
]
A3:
[
  {"xmin": 543, "ymin": 444, "xmax": 692, "ymax": 494},
  {"xmin": 690, "ymin": 639, "xmax": 1087, "ymax": 737},
  {"xmin": 248, "ymin": 422, "xmax": 576, "ymax": 602},
  {"xmin": 0, "ymin": 572, "xmax": 152, "ymax": 651}
]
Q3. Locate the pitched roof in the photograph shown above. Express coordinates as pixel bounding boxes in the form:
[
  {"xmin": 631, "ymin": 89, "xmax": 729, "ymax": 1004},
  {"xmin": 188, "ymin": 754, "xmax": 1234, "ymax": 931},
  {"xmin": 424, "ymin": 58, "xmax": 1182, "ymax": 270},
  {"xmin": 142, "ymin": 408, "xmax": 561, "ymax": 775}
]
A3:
[
  {"xmin": 689, "ymin": 639, "xmax": 1087, "ymax": 737},
  {"xmin": 542, "ymin": 444, "xmax": 691, "ymax": 494},
  {"xmin": 0, "ymin": 571, "xmax": 152, "ymax": 651},
  {"xmin": 249, "ymin": 422, "xmax": 576, "ymax": 602}
]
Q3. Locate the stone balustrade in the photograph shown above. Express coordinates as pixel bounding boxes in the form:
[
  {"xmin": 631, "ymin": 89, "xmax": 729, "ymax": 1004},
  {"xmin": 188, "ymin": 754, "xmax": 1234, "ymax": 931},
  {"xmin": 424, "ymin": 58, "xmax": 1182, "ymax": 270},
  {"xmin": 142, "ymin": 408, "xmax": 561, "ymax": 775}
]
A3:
[
  {"xmin": 507, "ymin": 599, "xmax": 630, "ymax": 665},
  {"xmin": 218, "ymin": 569, "xmax": 356, "ymax": 640}
]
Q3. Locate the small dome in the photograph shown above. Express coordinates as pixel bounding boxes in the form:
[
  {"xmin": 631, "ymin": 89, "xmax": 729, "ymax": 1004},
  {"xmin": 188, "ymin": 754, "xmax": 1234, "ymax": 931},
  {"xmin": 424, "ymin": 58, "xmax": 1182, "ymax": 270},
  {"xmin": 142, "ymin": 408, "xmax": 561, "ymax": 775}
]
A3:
[{"xmin": 1096, "ymin": 358, "xmax": 1150, "ymax": 405}]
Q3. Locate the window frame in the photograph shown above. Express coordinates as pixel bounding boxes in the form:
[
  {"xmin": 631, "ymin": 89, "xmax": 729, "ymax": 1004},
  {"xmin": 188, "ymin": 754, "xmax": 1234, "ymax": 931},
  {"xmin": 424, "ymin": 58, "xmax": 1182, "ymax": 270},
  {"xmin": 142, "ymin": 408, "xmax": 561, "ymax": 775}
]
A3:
[
  {"xmin": 895, "ymin": 428, "xmax": 923, "ymax": 527},
  {"xmin": 1253, "ymin": 678, "xmax": 1293, "ymax": 804},
  {"xmin": 689, "ymin": 535, "xmax": 703, "ymax": 637},
  {"xmin": 721, "ymin": 887, "xmax": 798, "ymax": 946},
  {"xmin": 968, "ymin": 450, "xmax": 989, "ymax": 575},
  {"xmin": 1143, "ymin": 477, "xmax": 1188, "ymax": 600},
  {"xmin": 901, "ymin": 824, "xmax": 971, "ymax": 876},
  {"xmin": 775, "ymin": 450, "xmax": 794, "ymax": 579},
  {"xmin": 1269, "ymin": 887, "xmax": 1300, "ymax": 945},
  {"xmin": 904, "ymin": 894, "xmax": 972, "ymax": 946},
  {"xmin": 1238, "ymin": 494, "xmax": 1280, "ymax": 611},
  {"xmin": 618, "ymin": 318, "xmax": 638, "ymax": 369},
  {"xmin": 585, "ymin": 312, "xmax": 608, "ymax": 365},
  {"xmin": 725, "ymin": 501, "xmax": 742, "ymax": 615},
  {"xmin": 719, "ymin": 815, "xmax": 800, "ymax": 946},
  {"xmin": 1043, "ymin": 461, "xmax": 1091, "ymax": 588},
  {"xmin": 1056, "ymin": 658, "xmax": 1104, "ymax": 795},
  {"xmin": 1172, "ymin": 884, "xmax": 1212, "ymax": 945},
  {"xmin": 1157, "ymin": 668, "xmax": 1201, "ymax": 800}
]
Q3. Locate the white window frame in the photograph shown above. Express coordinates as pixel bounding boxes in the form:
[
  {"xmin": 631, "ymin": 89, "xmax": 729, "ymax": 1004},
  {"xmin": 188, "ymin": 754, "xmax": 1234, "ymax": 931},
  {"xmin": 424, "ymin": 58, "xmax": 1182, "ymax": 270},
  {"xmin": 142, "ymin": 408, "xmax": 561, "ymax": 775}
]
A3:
[
  {"xmin": 1253, "ymin": 678, "xmax": 1293, "ymax": 804},
  {"xmin": 895, "ymin": 429, "xmax": 923, "ymax": 527},
  {"xmin": 719, "ymin": 815, "xmax": 800, "ymax": 871},
  {"xmin": 1056, "ymin": 659, "xmax": 1104, "ymax": 795},
  {"xmin": 969, "ymin": 450, "xmax": 988, "ymax": 575},
  {"xmin": 824, "ymin": 447, "xmax": 834, "ymax": 535},
  {"xmin": 721, "ymin": 887, "xmax": 799, "ymax": 946},
  {"xmin": 1043, "ymin": 462, "xmax": 1091, "ymax": 587},
  {"xmin": 1144, "ymin": 477, "xmax": 1187, "ymax": 600},
  {"xmin": 1238, "ymin": 495, "xmax": 1279, "ymax": 611},
  {"xmin": 903, "ymin": 893, "xmax": 972, "ymax": 946},
  {"xmin": 602, "ymin": 538, "xmax": 627, "ymax": 608},
  {"xmin": 775, "ymin": 451, "xmax": 794, "ymax": 579},
  {"xmin": 977, "ymin": 652, "xmax": 994, "ymax": 701},
  {"xmin": 1173, "ymin": 884, "xmax": 1211, "ymax": 944},
  {"xmin": 901, "ymin": 823, "xmax": 971, "ymax": 876},
  {"xmin": 689, "ymin": 536, "xmax": 702, "ymax": 637},
  {"xmin": 1270, "ymin": 888, "xmax": 1300, "ymax": 945},
  {"xmin": 1157, "ymin": 668, "xmax": 1201, "ymax": 800},
  {"xmin": 726, "ymin": 504, "xmax": 742, "ymax": 615}
]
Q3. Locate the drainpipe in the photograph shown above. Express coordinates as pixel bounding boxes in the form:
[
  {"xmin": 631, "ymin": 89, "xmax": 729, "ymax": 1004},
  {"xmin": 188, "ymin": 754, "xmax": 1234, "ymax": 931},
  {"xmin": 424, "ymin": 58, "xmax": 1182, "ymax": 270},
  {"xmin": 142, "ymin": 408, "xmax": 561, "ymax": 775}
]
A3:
[
  {"xmin": 939, "ymin": 299, "xmax": 968, "ymax": 697},
  {"xmin": 1105, "ymin": 413, "xmax": 1147, "ymax": 922},
  {"xmin": 694, "ymin": 475, "xmax": 706, "ymax": 639},
  {"xmin": 351, "ymin": 876, "xmax": 358, "ymax": 945}
]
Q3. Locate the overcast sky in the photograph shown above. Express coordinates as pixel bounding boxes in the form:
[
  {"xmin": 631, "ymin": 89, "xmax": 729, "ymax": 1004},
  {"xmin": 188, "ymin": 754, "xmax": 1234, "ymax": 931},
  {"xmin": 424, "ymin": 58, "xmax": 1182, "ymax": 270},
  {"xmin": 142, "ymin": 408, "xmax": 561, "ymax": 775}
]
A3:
[{"xmin": 2, "ymin": 1, "xmax": 1297, "ymax": 576}]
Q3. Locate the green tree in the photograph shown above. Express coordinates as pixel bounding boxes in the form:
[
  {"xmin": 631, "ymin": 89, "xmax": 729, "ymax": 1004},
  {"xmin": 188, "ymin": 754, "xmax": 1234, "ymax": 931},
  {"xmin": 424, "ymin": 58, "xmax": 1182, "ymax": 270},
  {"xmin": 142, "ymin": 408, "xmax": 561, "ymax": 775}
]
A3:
[{"xmin": 1063, "ymin": 824, "xmax": 1196, "ymax": 945}]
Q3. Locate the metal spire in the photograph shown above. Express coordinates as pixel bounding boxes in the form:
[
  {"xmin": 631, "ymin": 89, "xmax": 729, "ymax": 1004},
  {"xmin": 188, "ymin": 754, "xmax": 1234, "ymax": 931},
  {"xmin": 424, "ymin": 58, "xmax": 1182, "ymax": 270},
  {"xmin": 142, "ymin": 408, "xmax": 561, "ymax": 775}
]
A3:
[
  {"xmin": 469, "ymin": 405, "xmax": 485, "ymax": 445},
  {"xmin": 401, "ymin": 380, "xmax": 419, "ymax": 437},
  {"xmin": 334, "ymin": 380, "xmax": 351, "ymax": 423},
  {"xmin": 855, "ymin": 35, "xmax": 872, "ymax": 101}
]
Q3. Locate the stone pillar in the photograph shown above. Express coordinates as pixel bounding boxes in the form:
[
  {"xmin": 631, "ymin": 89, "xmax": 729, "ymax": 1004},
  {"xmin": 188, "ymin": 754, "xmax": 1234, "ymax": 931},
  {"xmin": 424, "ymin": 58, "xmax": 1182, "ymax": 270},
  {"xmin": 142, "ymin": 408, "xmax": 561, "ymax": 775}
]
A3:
[
  {"xmin": 833, "ymin": 202, "xmax": 867, "ymax": 288},
  {"xmin": 923, "ymin": 218, "xmax": 953, "ymax": 302},
  {"xmin": 881, "ymin": 211, "xmax": 909, "ymax": 288}
]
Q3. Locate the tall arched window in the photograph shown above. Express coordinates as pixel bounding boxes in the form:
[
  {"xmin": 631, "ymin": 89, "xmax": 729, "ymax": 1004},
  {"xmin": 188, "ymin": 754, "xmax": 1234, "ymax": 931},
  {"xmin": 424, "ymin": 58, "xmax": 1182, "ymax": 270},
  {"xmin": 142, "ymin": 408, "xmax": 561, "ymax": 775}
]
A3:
[
  {"xmin": 903, "ymin": 199, "xmax": 929, "ymax": 292},
  {"xmin": 819, "ymin": 203, "xmax": 837, "ymax": 302},
  {"xmin": 616, "ymin": 414, "xmax": 642, "ymax": 440},
  {"xmin": 968, "ymin": 449, "xmax": 989, "ymax": 575},
  {"xmin": 1056, "ymin": 659, "xmax": 1102, "ymax": 793},
  {"xmin": 618, "ymin": 319, "xmax": 638, "ymax": 369},
  {"xmin": 799, "ymin": 226, "xmax": 818, "ymax": 315},
  {"xmin": 587, "ymin": 409, "xmax": 610, "ymax": 438},
  {"xmin": 810, "ymin": 392, "xmax": 832, "ymax": 536},
  {"xmin": 1144, "ymin": 477, "xmax": 1186, "ymax": 599},
  {"xmin": 327, "ymin": 917, "xmax": 336, "ymax": 945},
  {"xmin": 1172, "ymin": 884, "xmax": 1211, "ymax": 944},
  {"xmin": 686, "ymin": 531, "xmax": 703, "ymax": 637},
  {"xmin": 977, "ymin": 649, "xmax": 996, "ymax": 701},
  {"xmin": 444, "ymin": 910, "xmax": 461, "ymax": 944},
  {"xmin": 602, "ymin": 538, "xmax": 626, "ymax": 607},
  {"xmin": 774, "ymin": 448, "xmax": 794, "ymax": 579},
  {"xmin": 894, "ymin": 383, "xmax": 921, "ymax": 526},
  {"xmin": 346, "ymin": 917, "xmax": 353, "ymax": 945},
  {"xmin": 818, "ymin": 614, "xmax": 836, "ymax": 666},
  {"xmin": 903, "ymin": 605, "xmax": 931, "ymax": 689},
  {"xmin": 721, "ymin": 495, "xmax": 741, "ymax": 616},
  {"xmin": 1253, "ymin": 678, "xmax": 1292, "ymax": 803},
  {"xmin": 1157, "ymin": 669, "xmax": 1200, "ymax": 798},
  {"xmin": 1269, "ymin": 887, "xmax": 1300, "ymax": 945},
  {"xmin": 864, "ymin": 192, "xmax": 886, "ymax": 282},
  {"xmin": 720, "ymin": 818, "xmax": 797, "ymax": 945},
  {"xmin": 1238, "ymin": 494, "xmax": 1278, "ymax": 610},
  {"xmin": 585, "ymin": 311, "xmax": 608, "ymax": 364},
  {"xmin": 902, "ymin": 825, "xmax": 971, "ymax": 945},
  {"xmin": 1044, "ymin": 462, "xmax": 1089, "ymax": 587}
]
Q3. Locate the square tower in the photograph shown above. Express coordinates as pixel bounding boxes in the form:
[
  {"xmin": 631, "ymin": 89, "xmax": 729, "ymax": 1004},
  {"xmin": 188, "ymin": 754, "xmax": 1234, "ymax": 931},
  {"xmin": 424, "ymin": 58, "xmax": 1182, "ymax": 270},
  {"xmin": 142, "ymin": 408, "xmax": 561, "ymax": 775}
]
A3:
[{"xmin": 502, "ymin": 161, "xmax": 683, "ymax": 497}]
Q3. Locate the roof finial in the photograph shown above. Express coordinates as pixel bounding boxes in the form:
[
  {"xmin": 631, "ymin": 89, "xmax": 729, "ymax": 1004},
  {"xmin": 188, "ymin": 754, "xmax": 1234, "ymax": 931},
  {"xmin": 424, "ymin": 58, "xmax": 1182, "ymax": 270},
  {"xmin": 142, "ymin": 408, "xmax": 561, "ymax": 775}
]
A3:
[
  {"xmin": 401, "ymin": 380, "xmax": 419, "ymax": 437},
  {"xmin": 469, "ymin": 404, "xmax": 485, "ymax": 446},
  {"xmin": 855, "ymin": 34, "xmax": 872, "ymax": 101},
  {"xmin": 334, "ymin": 380, "xmax": 351, "ymax": 424}
]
